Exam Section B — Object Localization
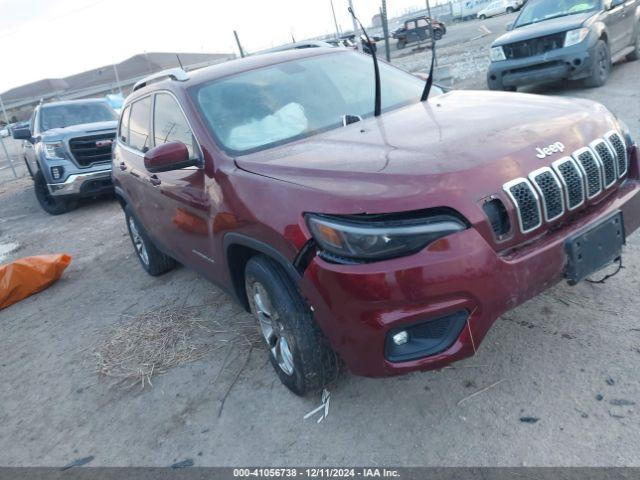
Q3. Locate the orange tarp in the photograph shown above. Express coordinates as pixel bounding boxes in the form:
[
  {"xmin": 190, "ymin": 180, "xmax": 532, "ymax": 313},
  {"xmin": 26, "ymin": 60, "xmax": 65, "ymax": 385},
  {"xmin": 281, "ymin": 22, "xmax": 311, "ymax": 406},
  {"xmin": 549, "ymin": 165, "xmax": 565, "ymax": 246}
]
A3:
[{"xmin": 0, "ymin": 254, "xmax": 72, "ymax": 310}]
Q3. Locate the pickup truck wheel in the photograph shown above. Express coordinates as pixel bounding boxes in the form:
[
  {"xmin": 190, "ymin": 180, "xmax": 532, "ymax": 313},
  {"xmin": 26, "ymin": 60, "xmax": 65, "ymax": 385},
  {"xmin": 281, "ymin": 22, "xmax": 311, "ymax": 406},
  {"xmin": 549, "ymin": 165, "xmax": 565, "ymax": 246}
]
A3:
[
  {"xmin": 244, "ymin": 255, "xmax": 341, "ymax": 396},
  {"xmin": 626, "ymin": 29, "xmax": 640, "ymax": 61},
  {"xmin": 585, "ymin": 40, "xmax": 611, "ymax": 87},
  {"xmin": 433, "ymin": 29, "xmax": 443, "ymax": 41},
  {"xmin": 124, "ymin": 206, "xmax": 176, "ymax": 276},
  {"xmin": 479, "ymin": 14, "xmax": 486, "ymax": 20},
  {"xmin": 397, "ymin": 40, "xmax": 406, "ymax": 49},
  {"xmin": 33, "ymin": 171, "xmax": 77, "ymax": 215}
]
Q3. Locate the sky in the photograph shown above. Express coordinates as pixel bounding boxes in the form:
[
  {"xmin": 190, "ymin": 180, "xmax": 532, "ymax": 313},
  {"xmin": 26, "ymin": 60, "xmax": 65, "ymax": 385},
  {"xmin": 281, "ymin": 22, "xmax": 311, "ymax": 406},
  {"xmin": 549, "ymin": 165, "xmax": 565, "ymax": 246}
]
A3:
[{"xmin": 0, "ymin": 0, "xmax": 435, "ymax": 94}]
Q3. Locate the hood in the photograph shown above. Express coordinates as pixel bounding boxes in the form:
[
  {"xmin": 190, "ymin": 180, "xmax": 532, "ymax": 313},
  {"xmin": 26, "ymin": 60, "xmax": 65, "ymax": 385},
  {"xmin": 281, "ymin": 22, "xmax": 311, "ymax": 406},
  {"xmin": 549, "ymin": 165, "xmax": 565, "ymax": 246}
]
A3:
[
  {"xmin": 41, "ymin": 120, "xmax": 117, "ymax": 141},
  {"xmin": 235, "ymin": 90, "xmax": 619, "ymax": 208},
  {"xmin": 494, "ymin": 11, "xmax": 596, "ymax": 46}
]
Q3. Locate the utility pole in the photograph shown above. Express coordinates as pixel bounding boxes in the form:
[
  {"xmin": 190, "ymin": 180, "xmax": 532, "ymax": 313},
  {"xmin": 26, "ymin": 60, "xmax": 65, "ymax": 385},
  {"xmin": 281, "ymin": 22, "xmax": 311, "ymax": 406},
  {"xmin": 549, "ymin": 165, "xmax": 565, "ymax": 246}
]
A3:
[
  {"xmin": 348, "ymin": 0, "xmax": 361, "ymax": 51},
  {"xmin": 233, "ymin": 30, "xmax": 246, "ymax": 58},
  {"xmin": 380, "ymin": 1, "xmax": 391, "ymax": 62},
  {"xmin": 0, "ymin": 95, "xmax": 9, "ymax": 125},
  {"xmin": 112, "ymin": 64, "xmax": 123, "ymax": 96},
  {"xmin": 329, "ymin": 0, "xmax": 341, "ymax": 39}
]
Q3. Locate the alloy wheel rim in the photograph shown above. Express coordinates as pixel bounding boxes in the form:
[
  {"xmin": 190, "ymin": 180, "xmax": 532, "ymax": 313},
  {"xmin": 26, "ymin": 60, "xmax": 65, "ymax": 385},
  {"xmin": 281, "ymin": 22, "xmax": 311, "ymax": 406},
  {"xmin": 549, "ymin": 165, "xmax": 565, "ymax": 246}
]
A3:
[
  {"xmin": 248, "ymin": 281, "xmax": 295, "ymax": 376},
  {"xmin": 128, "ymin": 217, "xmax": 149, "ymax": 266}
]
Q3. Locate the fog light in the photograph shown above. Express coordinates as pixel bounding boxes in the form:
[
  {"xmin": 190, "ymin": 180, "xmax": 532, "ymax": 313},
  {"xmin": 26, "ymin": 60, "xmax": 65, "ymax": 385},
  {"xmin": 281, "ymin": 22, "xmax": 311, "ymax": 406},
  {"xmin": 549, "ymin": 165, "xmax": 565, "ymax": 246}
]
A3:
[
  {"xmin": 50, "ymin": 166, "xmax": 64, "ymax": 180},
  {"xmin": 392, "ymin": 331, "xmax": 409, "ymax": 346}
]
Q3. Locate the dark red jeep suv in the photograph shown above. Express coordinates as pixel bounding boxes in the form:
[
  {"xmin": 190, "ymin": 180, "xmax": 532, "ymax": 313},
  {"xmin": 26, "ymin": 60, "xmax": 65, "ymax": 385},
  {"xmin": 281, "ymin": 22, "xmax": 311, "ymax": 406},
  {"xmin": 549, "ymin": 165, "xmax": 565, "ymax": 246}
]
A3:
[{"xmin": 113, "ymin": 48, "xmax": 639, "ymax": 395}]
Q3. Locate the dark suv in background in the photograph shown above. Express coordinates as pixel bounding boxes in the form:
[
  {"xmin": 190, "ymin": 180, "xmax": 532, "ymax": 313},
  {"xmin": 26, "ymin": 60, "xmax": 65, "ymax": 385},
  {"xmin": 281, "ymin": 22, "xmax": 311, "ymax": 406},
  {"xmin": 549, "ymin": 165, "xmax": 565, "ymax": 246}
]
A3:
[
  {"xmin": 488, "ymin": 0, "xmax": 640, "ymax": 90},
  {"xmin": 13, "ymin": 99, "xmax": 118, "ymax": 214},
  {"xmin": 114, "ymin": 49, "xmax": 638, "ymax": 396}
]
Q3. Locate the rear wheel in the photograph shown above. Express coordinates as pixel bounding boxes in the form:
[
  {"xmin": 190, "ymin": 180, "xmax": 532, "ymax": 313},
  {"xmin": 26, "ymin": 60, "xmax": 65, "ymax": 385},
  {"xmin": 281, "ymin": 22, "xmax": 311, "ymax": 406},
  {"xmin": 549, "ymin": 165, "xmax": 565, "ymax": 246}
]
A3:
[
  {"xmin": 124, "ymin": 206, "xmax": 176, "ymax": 276},
  {"xmin": 506, "ymin": 6, "xmax": 514, "ymax": 13},
  {"xmin": 433, "ymin": 29, "xmax": 443, "ymax": 41},
  {"xmin": 397, "ymin": 39, "xmax": 406, "ymax": 49},
  {"xmin": 245, "ymin": 255, "xmax": 341, "ymax": 396},
  {"xmin": 479, "ymin": 14, "xmax": 486, "ymax": 20},
  {"xmin": 33, "ymin": 170, "xmax": 77, "ymax": 215},
  {"xmin": 626, "ymin": 29, "xmax": 640, "ymax": 61},
  {"xmin": 584, "ymin": 39, "xmax": 611, "ymax": 87}
]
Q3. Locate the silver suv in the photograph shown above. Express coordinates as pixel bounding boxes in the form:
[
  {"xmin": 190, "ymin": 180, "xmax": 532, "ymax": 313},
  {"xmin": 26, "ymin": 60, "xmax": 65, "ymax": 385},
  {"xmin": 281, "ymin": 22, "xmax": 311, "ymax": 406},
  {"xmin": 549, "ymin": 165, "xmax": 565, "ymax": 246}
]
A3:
[{"xmin": 13, "ymin": 99, "xmax": 118, "ymax": 214}]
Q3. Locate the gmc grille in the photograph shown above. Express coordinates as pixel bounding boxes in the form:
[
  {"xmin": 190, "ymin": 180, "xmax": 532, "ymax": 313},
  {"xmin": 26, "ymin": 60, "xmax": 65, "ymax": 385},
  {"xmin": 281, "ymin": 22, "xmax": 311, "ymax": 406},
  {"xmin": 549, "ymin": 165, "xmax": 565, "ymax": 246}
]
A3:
[
  {"xmin": 502, "ymin": 132, "xmax": 628, "ymax": 234},
  {"xmin": 502, "ymin": 32, "xmax": 566, "ymax": 60},
  {"xmin": 68, "ymin": 132, "xmax": 115, "ymax": 167}
]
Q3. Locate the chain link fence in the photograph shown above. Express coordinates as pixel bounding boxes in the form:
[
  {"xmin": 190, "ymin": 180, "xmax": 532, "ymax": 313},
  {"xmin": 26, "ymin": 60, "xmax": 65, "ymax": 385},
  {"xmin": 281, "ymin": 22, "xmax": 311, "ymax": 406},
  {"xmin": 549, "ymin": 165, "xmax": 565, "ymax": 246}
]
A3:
[{"xmin": 0, "ymin": 135, "xmax": 27, "ymax": 184}]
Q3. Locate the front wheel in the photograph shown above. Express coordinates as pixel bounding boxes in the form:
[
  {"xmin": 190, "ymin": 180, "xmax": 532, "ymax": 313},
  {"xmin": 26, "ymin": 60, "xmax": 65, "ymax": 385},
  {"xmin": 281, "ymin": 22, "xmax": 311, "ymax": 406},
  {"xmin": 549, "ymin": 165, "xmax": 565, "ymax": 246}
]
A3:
[
  {"xmin": 396, "ymin": 40, "xmax": 406, "ymax": 50},
  {"xmin": 433, "ymin": 29, "xmax": 443, "ymax": 41},
  {"xmin": 506, "ymin": 7, "xmax": 514, "ymax": 13},
  {"xmin": 124, "ymin": 206, "xmax": 176, "ymax": 276},
  {"xmin": 584, "ymin": 39, "xmax": 611, "ymax": 87},
  {"xmin": 33, "ymin": 171, "xmax": 77, "ymax": 215},
  {"xmin": 479, "ymin": 14, "xmax": 486, "ymax": 20},
  {"xmin": 245, "ymin": 255, "xmax": 341, "ymax": 396}
]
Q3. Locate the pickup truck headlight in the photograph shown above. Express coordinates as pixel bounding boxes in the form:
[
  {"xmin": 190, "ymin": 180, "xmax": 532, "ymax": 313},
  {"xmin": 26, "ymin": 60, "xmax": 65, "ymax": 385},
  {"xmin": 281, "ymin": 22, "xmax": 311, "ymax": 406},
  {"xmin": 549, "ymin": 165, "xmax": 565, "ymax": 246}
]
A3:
[
  {"xmin": 306, "ymin": 212, "xmax": 467, "ymax": 262},
  {"xmin": 564, "ymin": 28, "xmax": 589, "ymax": 48},
  {"xmin": 490, "ymin": 46, "xmax": 506, "ymax": 62},
  {"xmin": 43, "ymin": 141, "xmax": 67, "ymax": 160}
]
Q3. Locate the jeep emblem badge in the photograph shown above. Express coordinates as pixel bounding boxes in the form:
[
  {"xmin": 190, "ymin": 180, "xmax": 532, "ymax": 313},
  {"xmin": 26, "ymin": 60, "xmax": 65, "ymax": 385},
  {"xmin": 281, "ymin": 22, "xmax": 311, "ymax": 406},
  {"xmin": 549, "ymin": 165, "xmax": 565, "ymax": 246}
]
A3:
[{"xmin": 535, "ymin": 141, "xmax": 565, "ymax": 159}]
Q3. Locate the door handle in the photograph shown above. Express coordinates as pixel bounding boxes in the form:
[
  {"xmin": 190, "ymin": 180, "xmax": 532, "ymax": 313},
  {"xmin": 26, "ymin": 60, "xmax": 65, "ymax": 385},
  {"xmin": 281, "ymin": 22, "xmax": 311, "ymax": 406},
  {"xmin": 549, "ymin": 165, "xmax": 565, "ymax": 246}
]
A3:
[
  {"xmin": 119, "ymin": 162, "xmax": 127, "ymax": 171},
  {"xmin": 149, "ymin": 175, "xmax": 161, "ymax": 186}
]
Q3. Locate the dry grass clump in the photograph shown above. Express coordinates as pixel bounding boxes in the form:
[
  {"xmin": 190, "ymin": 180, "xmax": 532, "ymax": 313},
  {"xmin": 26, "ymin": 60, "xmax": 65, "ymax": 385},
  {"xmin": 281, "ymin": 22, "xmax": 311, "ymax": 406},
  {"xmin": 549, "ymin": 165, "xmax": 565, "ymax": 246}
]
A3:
[{"xmin": 93, "ymin": 305, "xmax": 259, "ymax": 390}]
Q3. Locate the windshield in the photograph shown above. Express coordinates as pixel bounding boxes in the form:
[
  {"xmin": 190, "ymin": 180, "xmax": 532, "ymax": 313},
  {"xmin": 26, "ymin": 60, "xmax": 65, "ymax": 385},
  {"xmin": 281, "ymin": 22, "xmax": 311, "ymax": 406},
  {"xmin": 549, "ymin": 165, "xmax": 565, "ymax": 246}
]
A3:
[
  {"xmin": 192, "ymin": 51, "xmax": 441, "ymax": 155},
  {"xmin": 39, "ymin": 102, "xmax": 117, "ymax": 131},
  {"xmin": 515, "ymin": 0, "xmax": 600, "ymax": 27}
]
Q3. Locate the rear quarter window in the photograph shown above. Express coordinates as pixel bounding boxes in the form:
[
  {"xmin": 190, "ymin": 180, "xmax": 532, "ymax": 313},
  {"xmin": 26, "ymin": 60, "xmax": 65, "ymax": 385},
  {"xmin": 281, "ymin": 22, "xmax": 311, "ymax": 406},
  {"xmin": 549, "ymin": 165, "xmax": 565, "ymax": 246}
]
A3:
[
  {"xmin": 119, "ymin": 105, "xmax": 131, "ymax": 144},
  {"xmin": 128, "ymin": 96, "xmax": 152, "ymax": 152}
]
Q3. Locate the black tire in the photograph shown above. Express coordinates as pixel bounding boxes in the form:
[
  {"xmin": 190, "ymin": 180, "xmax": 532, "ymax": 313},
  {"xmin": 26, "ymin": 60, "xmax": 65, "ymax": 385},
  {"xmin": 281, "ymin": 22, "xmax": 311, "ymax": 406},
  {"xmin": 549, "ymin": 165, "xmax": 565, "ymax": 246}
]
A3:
[
  {"xmin": 479, "ymin": 14, "xmax": 486, "ymax": 20},
  {"xmin": 124, "ymin": 205, "xmax": 176, "ymax": 276},
  {"xmin": 506, "ymin": 7, "xmax": 514, "ymax": 13},
  {"xmin": 433, "ymin": 29, "xmax": 443, "ymax": 41},
  {"xmin": 33, "ymin": 170, "xmax": 77, "ymax": 215},
  {"xmin": 584, "ymin": 39, "xmax": 611, "ymax": 88},
  {"xmin": 626, "ymin": 28, "xmax": 640, "ymax": 61},
  {"xmin": 397, "ymin": 40, "xmax": 406, "ymax": 50},
  {"xmin": 244, "ymin": 255, "xmax": 341, "ymax": 396}
]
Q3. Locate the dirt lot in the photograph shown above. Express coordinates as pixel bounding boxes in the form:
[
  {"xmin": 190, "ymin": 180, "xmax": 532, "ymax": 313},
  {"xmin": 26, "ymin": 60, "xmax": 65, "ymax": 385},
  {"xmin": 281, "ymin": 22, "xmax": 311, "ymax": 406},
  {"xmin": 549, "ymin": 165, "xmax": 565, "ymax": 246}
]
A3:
[{"xmin": 1, "ymin": 15, "xmax": 640, "ymax": 467}]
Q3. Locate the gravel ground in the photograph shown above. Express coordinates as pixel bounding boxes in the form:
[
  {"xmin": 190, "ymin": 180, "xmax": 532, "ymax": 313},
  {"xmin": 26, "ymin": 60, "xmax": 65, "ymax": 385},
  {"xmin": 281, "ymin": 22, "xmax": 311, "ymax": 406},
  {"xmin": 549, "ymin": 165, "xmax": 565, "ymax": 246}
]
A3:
[{"xmin": 1, "ymin": 15, "xmax": 639, "ymax": 467}]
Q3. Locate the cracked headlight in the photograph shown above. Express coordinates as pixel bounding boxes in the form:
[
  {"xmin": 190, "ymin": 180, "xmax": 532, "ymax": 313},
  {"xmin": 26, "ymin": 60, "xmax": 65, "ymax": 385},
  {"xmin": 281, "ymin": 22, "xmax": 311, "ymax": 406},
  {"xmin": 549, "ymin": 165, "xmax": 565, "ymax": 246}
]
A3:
[
  {"xmin": 490, "ymin": 46, "xmax": 506, "ymax": 62},
  {"xmin": 306, "ymin": 212, "xmax": 467, "ymax": 262}
]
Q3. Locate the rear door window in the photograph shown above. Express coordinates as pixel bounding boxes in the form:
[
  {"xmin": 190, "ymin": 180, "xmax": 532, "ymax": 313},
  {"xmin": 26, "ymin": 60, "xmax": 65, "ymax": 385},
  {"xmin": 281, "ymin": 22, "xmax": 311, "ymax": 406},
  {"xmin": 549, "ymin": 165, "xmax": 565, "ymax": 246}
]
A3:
[{"xmin": 128, "ymin": 96, "xmax": 152, "ymax": 152}]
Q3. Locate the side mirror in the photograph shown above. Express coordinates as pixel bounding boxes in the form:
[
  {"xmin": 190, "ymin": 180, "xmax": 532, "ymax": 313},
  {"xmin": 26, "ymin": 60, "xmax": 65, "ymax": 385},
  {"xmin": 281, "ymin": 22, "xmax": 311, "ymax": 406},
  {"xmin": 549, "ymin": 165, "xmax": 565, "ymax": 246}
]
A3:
[
  {"xmin": 506, "ymin": 22, "xmax": 514, "ymax": 31},
  {"xmin": 12, "ymin": 127, "xmax": 31, "ymax": 140},
  {"xmin": 144, "ymin": 141, "xmax": 197, "ymax": 173}
]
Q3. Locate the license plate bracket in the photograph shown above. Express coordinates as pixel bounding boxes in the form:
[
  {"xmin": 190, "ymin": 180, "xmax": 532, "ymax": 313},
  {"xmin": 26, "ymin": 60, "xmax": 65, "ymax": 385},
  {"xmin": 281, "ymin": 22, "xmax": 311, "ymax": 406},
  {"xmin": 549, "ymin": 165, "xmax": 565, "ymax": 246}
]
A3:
[{"xmin": 565, "ymin": 211, "xmax": 625, "ymax": 285}]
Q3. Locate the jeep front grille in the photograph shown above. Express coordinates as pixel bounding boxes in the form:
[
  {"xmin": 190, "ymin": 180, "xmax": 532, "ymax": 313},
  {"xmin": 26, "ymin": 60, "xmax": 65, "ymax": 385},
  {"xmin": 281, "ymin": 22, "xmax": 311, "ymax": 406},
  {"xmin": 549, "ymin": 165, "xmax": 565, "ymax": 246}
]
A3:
[
  {"xmin": 501, "ymin": 132, "xmax": 628, "ymax": 234},
  {"xmin": 68, "ymin": 132, "xmax": 115, "ymax": 167},
  {"xmin": 529, "ymin": 168, "xmax": 564, "ymax": 222},
  {"xmin": 503, "ymin": 179, "xmax": 542, "ymax": 233},
  {"xmin": 552, "ymin": 158, "xmax": 584, "ymax": 211},
  {"xmin": 502, "ymin": 32, "xmax": 566, "ymax": 60},
  {"xmin": 606, "ymin": 131, "xmax": 628, "ymax": 177},
  {"xmin": 575, "ymin": 148, "xmax": 603, "ymax": 199},
  {"xmin": 591, "ymin": 139, "xmax": 617, "ymax": 188}
]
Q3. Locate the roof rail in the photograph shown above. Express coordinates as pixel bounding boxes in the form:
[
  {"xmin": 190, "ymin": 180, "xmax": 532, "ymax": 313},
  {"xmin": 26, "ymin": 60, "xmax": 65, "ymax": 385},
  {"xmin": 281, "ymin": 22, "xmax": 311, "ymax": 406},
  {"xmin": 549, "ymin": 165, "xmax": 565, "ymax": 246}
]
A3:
[{"xmin": 132, "ymin": 68, "xmax": 190, "ymax": 92}]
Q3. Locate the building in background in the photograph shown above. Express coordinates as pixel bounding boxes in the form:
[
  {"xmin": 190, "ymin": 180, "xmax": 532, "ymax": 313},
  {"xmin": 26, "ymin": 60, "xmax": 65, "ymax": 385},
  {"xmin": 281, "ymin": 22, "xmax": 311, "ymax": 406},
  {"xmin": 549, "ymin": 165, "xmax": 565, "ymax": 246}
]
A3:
[{"xmin": 1, "ymin": 52, "xmax": 234, "ymax": 122}]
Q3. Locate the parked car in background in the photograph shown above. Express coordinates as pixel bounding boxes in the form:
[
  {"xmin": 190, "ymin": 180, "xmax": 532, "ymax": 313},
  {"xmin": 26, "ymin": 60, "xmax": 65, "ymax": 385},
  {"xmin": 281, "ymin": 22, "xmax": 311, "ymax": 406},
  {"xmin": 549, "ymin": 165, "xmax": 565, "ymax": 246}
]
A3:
[
  {"xmin": 12, "ymin": 99, "xmax": 118, "ymax": 214},
  {"xmin": 478, "ymin": 0, "xmax": 524, "ymax": 19},
  {"xmin": 114, "ymin": 49, "xmax": 637, "ymax": 396},
  {"xmin": 393, "ymin": 16, "xmax": 447, "ymax": 49},
  {"xmin": 488, "ymin": 0, "xmax": 640, "ymax": 90}
]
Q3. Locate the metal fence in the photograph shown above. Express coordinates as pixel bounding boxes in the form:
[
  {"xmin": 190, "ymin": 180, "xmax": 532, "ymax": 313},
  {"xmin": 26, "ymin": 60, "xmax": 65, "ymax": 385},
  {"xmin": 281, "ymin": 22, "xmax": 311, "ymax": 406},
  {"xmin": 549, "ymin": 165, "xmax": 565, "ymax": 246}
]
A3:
[{"xmin": 0, "ymin": 135, "xmax": 27, "ymax": 184}]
